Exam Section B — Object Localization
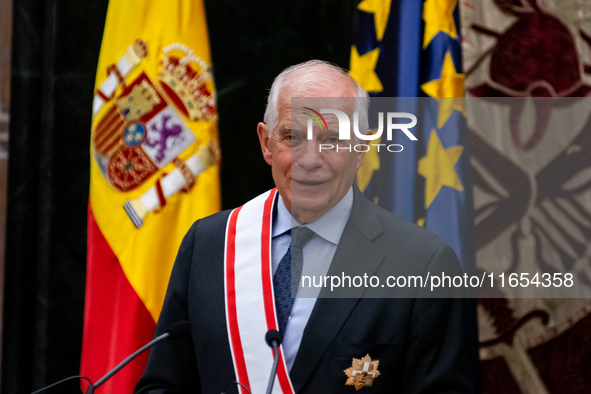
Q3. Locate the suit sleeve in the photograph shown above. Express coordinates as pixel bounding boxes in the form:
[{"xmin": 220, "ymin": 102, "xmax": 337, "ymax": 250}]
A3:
[
  {"xmin": 401, "ymin": 244, "xmax": 480, "ymax": 394},
  {"xmin": 134, "ymin": 222, "xmax": 201, "ymax": 394}
]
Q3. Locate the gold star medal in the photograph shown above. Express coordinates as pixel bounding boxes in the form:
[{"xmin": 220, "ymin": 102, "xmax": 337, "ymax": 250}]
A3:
[{"xmin": 344, "ymin": 354, "xmax": 381, "ymax": 391}]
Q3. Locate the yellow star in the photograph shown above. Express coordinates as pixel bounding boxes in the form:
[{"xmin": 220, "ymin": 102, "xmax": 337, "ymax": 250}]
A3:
[
  {"xmin": 422, "ymin": 0, "xmax": 458, "ymax": 48},
  {"xmin": 357, "ymin": 133, "xmax": 382, "ymax": 192},
  {"xmin": 418, "ymin": 130, "xmax": 463, "ymax": 209},
  {"xmin": 349, "ymin": 46, "xmax": 383, "ymax": 93},
  {"xmin": 421, "ymin": 52, "xmax": 465, "ymax": 128},
  {"xmin": 358, "ymin": 0, "xmax": 392, "ymax": 41}
]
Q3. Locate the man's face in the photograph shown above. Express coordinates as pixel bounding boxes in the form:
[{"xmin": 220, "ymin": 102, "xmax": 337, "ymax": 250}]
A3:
[{"xmin": 257, "ymin": 96, "xmax": 365, "ymax": 223}]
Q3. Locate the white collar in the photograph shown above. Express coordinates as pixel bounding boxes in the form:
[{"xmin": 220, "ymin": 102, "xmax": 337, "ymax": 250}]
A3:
[{"xmin": 273, "ymin": 187, "xmax": 353, "ymax": 245}]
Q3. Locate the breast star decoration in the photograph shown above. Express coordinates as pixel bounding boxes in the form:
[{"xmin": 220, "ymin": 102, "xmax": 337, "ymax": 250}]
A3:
[{"xmin": 344, "ymin": 354, "xmax": 381, "ymax": 391}]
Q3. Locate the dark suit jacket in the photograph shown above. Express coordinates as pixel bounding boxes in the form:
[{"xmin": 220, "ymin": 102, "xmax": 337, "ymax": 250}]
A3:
[{"xmin": 135, "ymin": 187, "xmax": 479, "ymax": 393}]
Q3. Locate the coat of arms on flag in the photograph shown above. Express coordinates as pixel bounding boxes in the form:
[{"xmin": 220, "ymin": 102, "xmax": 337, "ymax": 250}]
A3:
[{"xmin": 91, "ymin": 40, "xmax": 219, "ymax": 228}]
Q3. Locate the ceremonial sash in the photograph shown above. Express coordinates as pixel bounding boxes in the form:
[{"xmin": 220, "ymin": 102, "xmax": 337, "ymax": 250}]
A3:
[{"xmin": 224, "ymin": 188, "xmax": 295, "ymax": 394}]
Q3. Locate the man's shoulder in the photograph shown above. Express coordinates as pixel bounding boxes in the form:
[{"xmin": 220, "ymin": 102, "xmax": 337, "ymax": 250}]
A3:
[
  {"xmin": 193, "ymin": 208, "xmax": 234, "ymax": 229},
  {"xmin": 354, "ymin": 190, "xmax": 447, "ymax": 254},
  {"xmin": 185, "ymin": 209, "xmax": 233, "ymax": 244},
  {"xmin": 372, "ymin": 203, "xmax": 447, "ymax": 251}
]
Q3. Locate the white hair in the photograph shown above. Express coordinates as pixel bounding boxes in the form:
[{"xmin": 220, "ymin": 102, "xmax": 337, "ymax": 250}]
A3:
[{"xmin": 263, "ymin": 60, "xmax": 369, "ymax": 136}]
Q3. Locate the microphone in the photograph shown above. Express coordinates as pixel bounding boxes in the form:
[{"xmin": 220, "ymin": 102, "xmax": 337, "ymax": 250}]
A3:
[
  {"xmin": 265, "ymin": 329, "xmax": 283, "ymax": 349},
  {"xmin": 85, "ymin": 321, "xmax": 190, "ymax": 394},
  {"xmin": 265, "ymin": 329, "xmax": 283, "ymax": 394}
]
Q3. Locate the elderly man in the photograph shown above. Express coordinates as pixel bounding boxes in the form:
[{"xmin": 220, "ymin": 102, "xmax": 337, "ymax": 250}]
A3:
[{"xmin": 135, "ymin": 60, "xmax": 479, "ymax": 393}]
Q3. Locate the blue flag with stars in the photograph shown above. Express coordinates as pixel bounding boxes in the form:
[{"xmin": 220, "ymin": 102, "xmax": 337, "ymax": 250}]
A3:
[{"xmin": 349, "ymin": 0, "xmax": 475, "ymax": 273}]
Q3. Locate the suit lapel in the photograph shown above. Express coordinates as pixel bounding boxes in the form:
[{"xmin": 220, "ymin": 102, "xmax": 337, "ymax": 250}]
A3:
[{"xmin": 289, "ymin": 187, "xmax": 385, "ymax": 392}]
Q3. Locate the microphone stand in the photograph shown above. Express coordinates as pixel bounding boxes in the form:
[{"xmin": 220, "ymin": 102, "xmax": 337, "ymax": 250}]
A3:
[
  {"xmin": 264, "ymin": 329, "xmax": 283, "ymax": 394},
  {"xmin": 265, "ymin": 339, "xmax": 280, "ymax": 394},
  {"xmin": 86, "ymin": 332, "xmax": 171, "ymax": 393},
  {"xmin": 30, "ymin": 321, "xmax": 190, "ymax": 394}
]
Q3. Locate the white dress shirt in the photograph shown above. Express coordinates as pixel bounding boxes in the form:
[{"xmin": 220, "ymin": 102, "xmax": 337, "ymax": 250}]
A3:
[{"xmin": 271, "ymin": 187, "xmax": 353, "ymax": 371}]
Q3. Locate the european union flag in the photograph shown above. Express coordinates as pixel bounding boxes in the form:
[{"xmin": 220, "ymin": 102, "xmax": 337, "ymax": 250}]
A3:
[{"xmin": 350, "ymin": 0, "xmax": 475, "ymax": 273}]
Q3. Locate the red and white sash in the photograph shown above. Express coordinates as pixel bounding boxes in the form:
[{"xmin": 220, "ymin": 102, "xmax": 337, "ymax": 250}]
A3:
[{"xmin": 224, "ymin": 189, "xmax": 295, "ymax": 394}]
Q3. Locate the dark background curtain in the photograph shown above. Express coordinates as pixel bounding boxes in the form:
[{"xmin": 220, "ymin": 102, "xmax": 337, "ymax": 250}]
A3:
[{"xmin": 1, "ymin": 0, "xmax": 355, "ymax": 392}]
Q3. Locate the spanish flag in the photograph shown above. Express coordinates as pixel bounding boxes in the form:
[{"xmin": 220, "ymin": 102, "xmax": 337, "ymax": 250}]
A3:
[{"xmin": 81, "ymin": 1, "xmax": 220, "ymax": 392}]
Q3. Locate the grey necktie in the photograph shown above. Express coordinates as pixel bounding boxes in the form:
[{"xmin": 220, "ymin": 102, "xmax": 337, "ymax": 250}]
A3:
[{"xmin": 274, "ymin": 226, "xmax": 315, "ymax": 333}]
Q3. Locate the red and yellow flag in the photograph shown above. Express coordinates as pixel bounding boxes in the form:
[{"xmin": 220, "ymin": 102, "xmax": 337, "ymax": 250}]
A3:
[{"xmin": 81, "ymin": 1, "xmax": 220, "ymax": 392}]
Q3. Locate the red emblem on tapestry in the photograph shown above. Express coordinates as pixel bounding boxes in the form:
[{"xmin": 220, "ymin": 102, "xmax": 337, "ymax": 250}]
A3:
[{"xmin": 469, "ymin": 0, "xmax": 591, "ymax": 151}]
